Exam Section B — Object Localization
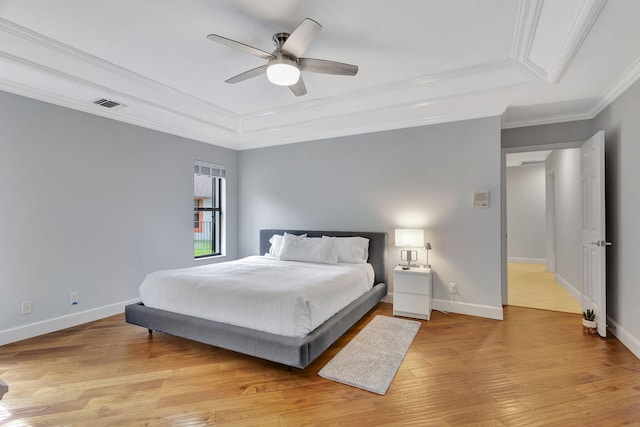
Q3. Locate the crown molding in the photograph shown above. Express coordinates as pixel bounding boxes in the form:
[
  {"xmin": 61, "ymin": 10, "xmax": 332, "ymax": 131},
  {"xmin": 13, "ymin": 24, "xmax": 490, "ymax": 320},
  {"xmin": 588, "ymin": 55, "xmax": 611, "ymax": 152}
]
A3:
[
  {"xmin": 0, "ymin": 18, "xmax": 239, "ymax": 128},
  {"xmin": 501, "ymin": 109, "xmax": 595, "ymax": 130},
  {"xmin": 0, "ymin": 49, "xmax": 240, "ymax": 137},
  {"xmin": 502, "ymin": 52, "xmax": 640, "ymax": 129},
  {"xmin": 0, "ymin": 78, "xmax": 239, "ymax": 149},
  {"xmin": 3, "ymin": 5, "xmax": 633, "ymax": 148},
  {"xmin": 234, "ymin": 86, "xmax": 513, "ymax": 150},
  {"xmin": 585, "ymin": 54, "xmax": 640, "ymax": 117},
  {"xmin": 240, "ymin": 59, "xmax": 515, "ymax": 125},
  {"xmin": 239, "ymin": 59, "xmax": 518, "ymax": 135},
  {"xmin": 235, "ymin": 105, "xmax": 506, "ymax": 151},
  {"xmin": 0, "ymin": 16, "xmax": 520, "ymax": 148},
  {"xmin": 512, "ymin": 0, "xmax": 606, "ymax": 84},
  {"xmin": 548, "ymin": 0, "xmax": 606, "ymax": 83},
  {"xmin": 241, "ymin": 78, "xmax": 522, "ymax": 137}
]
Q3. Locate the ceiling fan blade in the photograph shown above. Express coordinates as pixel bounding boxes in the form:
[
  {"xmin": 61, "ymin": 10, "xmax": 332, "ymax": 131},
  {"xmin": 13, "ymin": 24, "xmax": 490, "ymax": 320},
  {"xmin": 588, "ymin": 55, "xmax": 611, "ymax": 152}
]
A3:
[
  {"xmin": 281, "ymin": 18, "xmax": 322, "ymax": 58},
  {"xmin": 289, "ymin": 77, "xmax": 307, "ymax": 96},
  {"xmin": 299, "ymin": 58, "xmax": 358, "ymax": 76},
  {"xmin": 207, "ymin": 33, "xmax": 275, "ymax": 59},
  {"xmin": 225, "ymin": 65, "xmax": 268, "ymax": 84}
]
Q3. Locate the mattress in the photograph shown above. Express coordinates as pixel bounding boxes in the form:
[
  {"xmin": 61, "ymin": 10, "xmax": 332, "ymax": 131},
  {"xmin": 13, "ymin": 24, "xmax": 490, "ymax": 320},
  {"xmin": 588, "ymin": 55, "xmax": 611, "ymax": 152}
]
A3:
[{"xmin": 139, "ymin": 256, "xmax": 375, "ymax": 337}]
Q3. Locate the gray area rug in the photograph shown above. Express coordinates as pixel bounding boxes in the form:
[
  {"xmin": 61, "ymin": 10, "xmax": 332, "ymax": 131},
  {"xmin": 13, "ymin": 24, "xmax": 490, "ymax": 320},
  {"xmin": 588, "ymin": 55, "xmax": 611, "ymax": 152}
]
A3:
[{"xmin": 318, "ymin": 315, "xmax": 421, "ymax": 395}]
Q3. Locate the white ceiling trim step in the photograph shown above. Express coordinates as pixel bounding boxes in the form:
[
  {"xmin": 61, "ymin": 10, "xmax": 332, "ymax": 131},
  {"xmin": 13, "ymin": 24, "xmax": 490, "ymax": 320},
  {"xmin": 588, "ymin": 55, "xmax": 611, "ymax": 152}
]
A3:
[
  {"xmin": 239, "ymin": 59, "xmax": 528, "ymax": 135},
  {"xmin": 0, "ymin": 17, "xmax": 239, "ymax": 131},
  {"xmin": 502, "ymin": 53, "xmax": 640, "ymax": 129},
  {"xmin": 240, "ymin": 59, "xmax": 518, "ymax": 124},
  {"xmin": 241, "ymin": 75, "xmax": 528, "ymax": 137},
  {"xmin": 512, "ymin": 0, "xmax": 607, "ymax": 84},
  {"xmin": 0, "ymin": 50, "xmax": 239, "ymax": 138},
  {"xmin": 0, "ymin": 77, "xmax": 238, "ymax": 149},
  {"xmin": 234, "ymin": 94, "xmax": 509, "ymax": 151},
  {"xmin": 501, "ymin": 108, "xmax": 595, "ymax": 130},
  {"xmin": 0, "ymin": 1, "xmax": 636, "ymax": 149},
  {"xmin": 235, "ymin": 107, "xmax": 505, "ymax": 151}
]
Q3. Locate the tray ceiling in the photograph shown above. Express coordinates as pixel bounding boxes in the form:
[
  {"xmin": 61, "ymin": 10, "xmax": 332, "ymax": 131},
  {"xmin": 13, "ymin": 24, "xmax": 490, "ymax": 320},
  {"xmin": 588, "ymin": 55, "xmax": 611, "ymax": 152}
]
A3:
[{"xmin": 1, "ymin": 0, "xmax": 639, "ymax": 150}]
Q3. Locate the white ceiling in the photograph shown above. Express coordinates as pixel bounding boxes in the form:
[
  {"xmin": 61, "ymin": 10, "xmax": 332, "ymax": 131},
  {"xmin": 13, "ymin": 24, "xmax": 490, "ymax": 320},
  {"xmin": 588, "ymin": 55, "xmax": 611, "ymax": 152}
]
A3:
[{"xmin": 1, "ymin": 0, "xmax": 639, "ymax": 150}]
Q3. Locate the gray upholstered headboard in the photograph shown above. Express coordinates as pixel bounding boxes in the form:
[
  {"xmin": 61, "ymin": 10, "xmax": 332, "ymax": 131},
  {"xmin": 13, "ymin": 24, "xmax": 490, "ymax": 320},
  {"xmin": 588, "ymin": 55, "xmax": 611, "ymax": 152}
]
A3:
[{"xmin": 259, "ymin": 229, "xmax": 388, "ymax": 285}]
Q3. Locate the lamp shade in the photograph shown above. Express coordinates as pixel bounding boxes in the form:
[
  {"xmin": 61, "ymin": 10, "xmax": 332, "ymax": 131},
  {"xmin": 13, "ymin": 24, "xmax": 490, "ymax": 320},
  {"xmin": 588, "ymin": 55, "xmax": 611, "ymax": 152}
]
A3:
[{"xmin": 395, "ymin": 229, "xmax": 424, "ymax": 247}]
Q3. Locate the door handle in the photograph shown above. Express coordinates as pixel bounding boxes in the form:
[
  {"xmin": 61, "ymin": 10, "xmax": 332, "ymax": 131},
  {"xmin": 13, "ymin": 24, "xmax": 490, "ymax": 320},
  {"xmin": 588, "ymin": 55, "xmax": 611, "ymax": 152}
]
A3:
[{"xmin": 590, "ymin": 240, "xmax": 613, "ymax": 247}]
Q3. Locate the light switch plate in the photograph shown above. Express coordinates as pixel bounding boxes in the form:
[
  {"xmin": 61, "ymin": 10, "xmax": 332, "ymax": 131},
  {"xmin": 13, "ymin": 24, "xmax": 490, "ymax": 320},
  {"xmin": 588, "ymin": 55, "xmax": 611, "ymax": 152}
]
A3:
[{"xmin": 474, "ymin": 191, "xmax": 489, "ymax": 208}]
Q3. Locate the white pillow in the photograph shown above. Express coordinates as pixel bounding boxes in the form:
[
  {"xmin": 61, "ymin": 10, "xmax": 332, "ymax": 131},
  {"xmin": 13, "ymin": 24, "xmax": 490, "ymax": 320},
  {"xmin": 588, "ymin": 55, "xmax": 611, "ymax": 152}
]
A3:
[
  {"xmin": 323, "ymin": 236, "xmax": 370, "ymax": 263},
  {"xmin": 268, "ymin": 233, "xmax": 306, "ymax": 258},
  {"xmin": 279, "ymin": 234, "xmax": 338, "ymax": 264}
]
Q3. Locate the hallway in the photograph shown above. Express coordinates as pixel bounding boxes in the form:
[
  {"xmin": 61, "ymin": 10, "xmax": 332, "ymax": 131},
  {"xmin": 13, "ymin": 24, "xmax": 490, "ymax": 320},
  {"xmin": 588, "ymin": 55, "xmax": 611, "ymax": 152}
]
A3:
[{"xmin": 508, "ymin": 262, "xmax": 581, "ymax": 314}]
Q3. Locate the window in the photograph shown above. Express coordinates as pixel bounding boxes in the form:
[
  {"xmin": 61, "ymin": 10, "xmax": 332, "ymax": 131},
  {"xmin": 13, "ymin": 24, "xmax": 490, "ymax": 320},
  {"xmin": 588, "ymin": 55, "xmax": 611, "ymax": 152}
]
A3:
[{"xmin": 194, "ymin": 161, "xmax": 225, "ymax": 258}]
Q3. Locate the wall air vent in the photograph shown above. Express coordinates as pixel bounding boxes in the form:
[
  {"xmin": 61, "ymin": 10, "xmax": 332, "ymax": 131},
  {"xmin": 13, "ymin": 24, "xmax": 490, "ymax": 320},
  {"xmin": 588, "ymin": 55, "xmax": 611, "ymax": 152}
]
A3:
[{"xmin": 93, "ymin": 98, "xmax": 123, "ymax": 109}]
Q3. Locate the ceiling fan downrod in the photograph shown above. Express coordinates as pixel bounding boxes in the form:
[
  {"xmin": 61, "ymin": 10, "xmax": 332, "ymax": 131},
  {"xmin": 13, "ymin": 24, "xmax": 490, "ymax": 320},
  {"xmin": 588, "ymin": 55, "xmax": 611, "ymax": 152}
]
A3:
[{"xmin": 272, "ymin": 33, "xmax": 290, "ymax": 49}]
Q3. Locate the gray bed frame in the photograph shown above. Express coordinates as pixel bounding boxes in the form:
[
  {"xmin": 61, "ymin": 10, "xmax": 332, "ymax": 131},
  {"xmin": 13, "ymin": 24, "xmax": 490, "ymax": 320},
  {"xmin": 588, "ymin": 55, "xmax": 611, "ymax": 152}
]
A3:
[{"xmin": 125, "ymin": 230, "xmax": 388, "ymax": 368}]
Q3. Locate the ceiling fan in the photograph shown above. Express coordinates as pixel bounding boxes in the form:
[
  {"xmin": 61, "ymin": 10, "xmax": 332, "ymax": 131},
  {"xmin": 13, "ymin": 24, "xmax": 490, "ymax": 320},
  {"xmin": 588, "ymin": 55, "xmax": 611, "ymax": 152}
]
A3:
[{"xmin": 206, "ymin": 18, "xmax": 358, "ymax": 96}]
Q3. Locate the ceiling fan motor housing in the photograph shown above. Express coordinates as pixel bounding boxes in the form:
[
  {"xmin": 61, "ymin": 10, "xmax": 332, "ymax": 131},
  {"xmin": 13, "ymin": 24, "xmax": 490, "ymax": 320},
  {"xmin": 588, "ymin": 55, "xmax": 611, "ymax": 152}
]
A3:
[{"xmin": 272, "ymin": 32, "xmax": 291, "ymax": 48}]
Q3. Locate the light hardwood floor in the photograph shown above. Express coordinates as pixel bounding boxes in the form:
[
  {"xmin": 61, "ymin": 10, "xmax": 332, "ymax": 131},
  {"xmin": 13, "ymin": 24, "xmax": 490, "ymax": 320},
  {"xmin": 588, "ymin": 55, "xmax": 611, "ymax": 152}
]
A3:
[
  {"xmin": 508, "ymin": 263, "xmax": 582, "ymax": 314},
  {"xmin": 1, "ymin": 303, "xmax": 640, "ymax": 426}
]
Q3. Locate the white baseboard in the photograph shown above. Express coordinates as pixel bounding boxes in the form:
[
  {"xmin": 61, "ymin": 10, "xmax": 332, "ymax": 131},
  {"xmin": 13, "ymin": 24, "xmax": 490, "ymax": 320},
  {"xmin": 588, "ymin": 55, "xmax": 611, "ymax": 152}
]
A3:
[
  {"xmin": 555, "ymin": 273, "xmax": 581, "ymax": 302},
  {"xmin": 387, "ymin": 292, "xmax": 503, "ymax": 320},
  {"xmin": 0, "ymin": 298, "xmax": 141, "ymax": 346},
  {"xmin": 606, "ymin": 316, "xmax": 640, "ymax": 360},
  {"xmin": 507, "ymin": 257, "xmax": 546, "ymax": 264},
  {"xmin": 432, "ymin": 298, "xmax": 503, "ymax": 320}
]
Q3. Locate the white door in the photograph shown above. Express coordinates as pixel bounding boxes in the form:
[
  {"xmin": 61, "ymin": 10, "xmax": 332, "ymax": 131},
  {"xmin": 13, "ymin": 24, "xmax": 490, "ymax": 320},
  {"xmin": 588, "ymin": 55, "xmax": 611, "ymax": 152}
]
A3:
[{"xmin": 580, "ymin": 130, "xmax": 609, "ymax": 337}]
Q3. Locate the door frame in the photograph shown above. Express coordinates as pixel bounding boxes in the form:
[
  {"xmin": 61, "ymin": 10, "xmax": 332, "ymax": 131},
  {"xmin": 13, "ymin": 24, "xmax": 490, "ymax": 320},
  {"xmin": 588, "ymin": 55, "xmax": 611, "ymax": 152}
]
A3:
[
  {"xmin": 545, "ymin": 169, "xmax": 556, "ymax": 273},
  {"xmin": 501, "ymin": 141, "xmax": 582, "ymax": 305}
]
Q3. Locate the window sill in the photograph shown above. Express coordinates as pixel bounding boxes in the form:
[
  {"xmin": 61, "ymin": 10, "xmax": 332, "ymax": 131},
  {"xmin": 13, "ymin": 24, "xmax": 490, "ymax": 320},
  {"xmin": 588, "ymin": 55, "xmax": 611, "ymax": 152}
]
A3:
[{"xmin": 194, "ymin": 254, "xmax": 226, "ymax": 261}]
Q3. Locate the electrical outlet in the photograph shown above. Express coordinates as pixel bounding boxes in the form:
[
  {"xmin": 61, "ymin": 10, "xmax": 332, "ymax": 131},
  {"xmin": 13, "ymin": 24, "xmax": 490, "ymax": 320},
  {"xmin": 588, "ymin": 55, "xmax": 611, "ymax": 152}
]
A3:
[
  {"xmin": 449, "ymin": 283, "xmax": 457, "ymax": 294},
  {"xmin": 70, "ymin": 292, "xmax": 79, "ymax": 305},
  {"xmin": 22, "ymin": 301, "xmax": 32, "ymax": 315}
]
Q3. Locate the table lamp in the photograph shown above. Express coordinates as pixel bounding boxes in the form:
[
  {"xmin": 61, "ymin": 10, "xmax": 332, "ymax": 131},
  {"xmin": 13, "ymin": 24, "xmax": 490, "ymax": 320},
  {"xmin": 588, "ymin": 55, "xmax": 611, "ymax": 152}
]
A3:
[{"xmin": 395, "ymin": 229, "xmax": 424, "ymax": 267}]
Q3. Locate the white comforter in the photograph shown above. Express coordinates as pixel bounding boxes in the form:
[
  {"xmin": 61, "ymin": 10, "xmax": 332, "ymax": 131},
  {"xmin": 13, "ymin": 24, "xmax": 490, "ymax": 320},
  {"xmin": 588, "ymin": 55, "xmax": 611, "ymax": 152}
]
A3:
[{"xmin": 139, "ymin": 256, "xmax": 375, "ymax": 337}]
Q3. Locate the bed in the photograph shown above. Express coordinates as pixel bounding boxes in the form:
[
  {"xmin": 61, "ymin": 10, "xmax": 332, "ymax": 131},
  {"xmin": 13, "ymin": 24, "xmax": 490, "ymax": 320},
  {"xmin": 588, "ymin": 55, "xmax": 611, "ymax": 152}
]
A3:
[{"xmin": 125, "ymin": 229, "xmax": 388, "ymax": 368}]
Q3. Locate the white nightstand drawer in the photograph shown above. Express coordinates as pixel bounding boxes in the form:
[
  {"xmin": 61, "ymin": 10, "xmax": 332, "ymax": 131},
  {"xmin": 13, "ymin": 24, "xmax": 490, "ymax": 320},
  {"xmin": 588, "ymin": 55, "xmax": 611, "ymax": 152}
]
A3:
[
  {"xmin": 394, "ymin": 293, "xmax": 430, "ymax": 316},
  {"xmin": 393, "ymin": 266, "xmax": 432, "ymax": 320},
  {"xmin": 394, "ymin": 272, "xmax": 429, "ymax": 295}
]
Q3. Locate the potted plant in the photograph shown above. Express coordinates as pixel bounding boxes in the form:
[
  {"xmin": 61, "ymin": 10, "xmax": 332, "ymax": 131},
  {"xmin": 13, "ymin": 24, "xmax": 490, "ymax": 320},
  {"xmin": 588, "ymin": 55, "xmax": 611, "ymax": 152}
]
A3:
[{"xmin": 582, "ymin": 308, "xmax": 597, "ymax": 334}]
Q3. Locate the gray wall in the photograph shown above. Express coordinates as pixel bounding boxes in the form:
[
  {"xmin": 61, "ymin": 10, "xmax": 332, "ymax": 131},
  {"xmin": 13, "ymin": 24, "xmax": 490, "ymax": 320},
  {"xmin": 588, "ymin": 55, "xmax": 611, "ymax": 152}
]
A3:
[
  {"xmin": 239, "ymin": 117, "xmax": 504, "ymax": 318},
  {"xmin": 0, "ymin": 91, "xmax": 238, "ymax": 338},
  {"xmin": 593, "ymin": 76, "xmax": 640, "ymax": 356},
  {"xmin": 506, "ymin": 164, "xmax": 546, "ymax": 262},
  {"xmin": 546, "ymin": 148, "xmax": 582, "ymax": 293},
  {"xmin": 502, "ymin": 120, "xmax": 593, "ymax": 149}
]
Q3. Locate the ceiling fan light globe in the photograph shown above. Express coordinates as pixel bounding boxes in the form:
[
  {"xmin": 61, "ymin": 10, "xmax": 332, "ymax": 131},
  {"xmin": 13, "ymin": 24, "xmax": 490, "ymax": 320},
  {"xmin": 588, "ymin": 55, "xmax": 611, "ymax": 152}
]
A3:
[{"xmin": 266, "ymin": 62, "xmax": 300, "ymax": 86}]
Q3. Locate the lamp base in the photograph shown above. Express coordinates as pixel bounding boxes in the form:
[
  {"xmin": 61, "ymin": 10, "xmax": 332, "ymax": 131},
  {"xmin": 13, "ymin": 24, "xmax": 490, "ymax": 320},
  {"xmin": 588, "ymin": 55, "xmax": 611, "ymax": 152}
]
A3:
[{"xmin": 400, "ymin": 249, "xmax": 418, "ymax": 267}]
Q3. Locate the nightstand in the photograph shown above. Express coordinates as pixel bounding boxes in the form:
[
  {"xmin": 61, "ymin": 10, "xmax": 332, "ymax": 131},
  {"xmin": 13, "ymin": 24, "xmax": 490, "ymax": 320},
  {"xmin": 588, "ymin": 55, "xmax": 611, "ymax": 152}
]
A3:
[{"xmin": 393, "ymin": 266, "xmax": 432, "ymax": 320}]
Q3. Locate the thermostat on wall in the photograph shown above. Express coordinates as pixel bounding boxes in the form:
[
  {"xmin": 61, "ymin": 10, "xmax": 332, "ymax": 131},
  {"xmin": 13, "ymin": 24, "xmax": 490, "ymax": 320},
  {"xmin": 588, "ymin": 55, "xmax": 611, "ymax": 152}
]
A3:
[{"xmin": 473, "ymin": 191, "xmax": 489, "ymax": 208}]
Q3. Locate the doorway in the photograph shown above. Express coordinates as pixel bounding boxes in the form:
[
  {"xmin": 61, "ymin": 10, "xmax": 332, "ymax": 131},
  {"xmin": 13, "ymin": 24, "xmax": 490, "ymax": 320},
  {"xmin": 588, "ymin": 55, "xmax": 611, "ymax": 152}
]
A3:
[{"xmin": 504, "ymin": 148, "xmax": 581, "ymax": 314}]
